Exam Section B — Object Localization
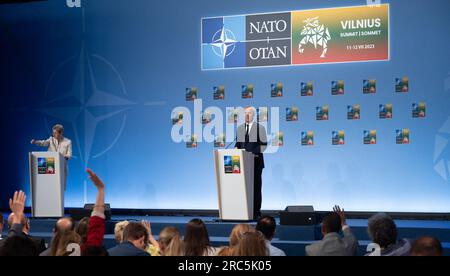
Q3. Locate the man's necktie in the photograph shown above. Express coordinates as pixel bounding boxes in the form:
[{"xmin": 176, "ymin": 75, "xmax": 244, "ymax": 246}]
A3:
[{"xmin": 245, "ymin": 124, "xmax": 250, "ymax": 143}]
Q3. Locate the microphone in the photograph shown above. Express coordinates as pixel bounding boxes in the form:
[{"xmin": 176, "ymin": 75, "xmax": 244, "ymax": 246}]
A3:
[{"xmin": 225, "ymin": 136, "xmax": 237, "ymax": 149}]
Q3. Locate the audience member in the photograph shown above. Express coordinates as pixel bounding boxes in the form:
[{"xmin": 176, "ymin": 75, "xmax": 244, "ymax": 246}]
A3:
[
  {"xmin": 256, "ymin": 216, "xmax": 286, "ymax": 256},
  {"xmin": 184, "ymin": 219, "xmax": 218, "ymax": 256},
  {"xmin": 159, "ymin": 226, "xmax": 184, "ymax": 256},
  {"xmin": 108, "ymin": 222, "xmax": 150, "ymax": 256},
  {"xmin": 366, "ymin": 213, "xmax": 411, "ymax": 256},
  {"xmin": 233, "ymin": 231, "xmax": 267, "ymax": 256},
  {"xmin": 305, "ymin": 206, "xmax": 357, "ymax": 256},
  {"xmin": 410, "ymin": 236, "xmax": 443, "ymax": 256}
]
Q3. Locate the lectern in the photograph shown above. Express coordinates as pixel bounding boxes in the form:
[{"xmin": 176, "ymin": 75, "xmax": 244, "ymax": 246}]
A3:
[
  {"xmin": 29, "ymin": 152, "xmax": 65, "ymax": 217},
  {"xmin": 214, "ymin": 149, "xmax": 254, "ymax": 221}
]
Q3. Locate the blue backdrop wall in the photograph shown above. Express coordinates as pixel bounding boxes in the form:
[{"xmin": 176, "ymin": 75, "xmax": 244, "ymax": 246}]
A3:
[{"xmin": 1, "ymin": 0, "xmax": 450, "ymax": 212}]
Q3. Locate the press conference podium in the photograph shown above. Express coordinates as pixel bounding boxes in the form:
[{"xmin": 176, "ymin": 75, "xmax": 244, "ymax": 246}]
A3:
[
  {"xmin": 29, "ymin": 151, "xmax": 65, "ymax": 218},
  {"xmin": 214, "ymin": 149, "xmax": 255, "ymax": 221}
]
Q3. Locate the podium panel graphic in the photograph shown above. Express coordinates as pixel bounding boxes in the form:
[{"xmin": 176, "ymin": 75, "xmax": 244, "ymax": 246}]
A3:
[
  {"xmin": 214, "ymin": 149, "xmax": 254, "ymax": 220},
  {"xmin": 29, "ymin": 152, "xmax": 65, "ymax": 217}
]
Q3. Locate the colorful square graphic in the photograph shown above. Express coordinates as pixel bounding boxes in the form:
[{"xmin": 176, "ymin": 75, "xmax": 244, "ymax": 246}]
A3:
[
  {"xmin": 347, "ymin": 104, "xmax": 361, "ymax": 120},
  {"xmin": 271, "ymin": 132, "xmax": 284, "ymax": 147},
  {"xmin": 271, "ymin": 83, "xmax": 283, "ymax": 97},
  {"xmin": 224, "ymin": 155, "xmax": 241, "ymax": 174},
  {"xmin": 379, "ymin": 104, "xmax": 393, "ymax": 119},
  {"xmin": 201, "ymin": 111, "xmax": 212, "ymax": 124},
  {"xmin": 332, "ymin": 131, "xmax": 345, "ymax": 145},
  {"xmin": 186, "ymin": 87, "xmax": 198, "ymax": 101},
  {"xmin": 332, "ymin": 80, "xmax": 345, "ymax": 95},
  {"xmin": 286, "ymin": 107, "xmax": 299, "ymax": 121},
  {"xmin": 364, "ymin": 130, "xmax": 377, "ymax": 145},
  {"xmin": 301, "ymin": 131, "xmax": 314, "ymax": 146},
  {"xmin": 412, "ymin": 102, "xmax": 426, "ymax": 118},
  {"xmin": 171, "ymin": 111, "xmax": 184, "ymax": 125},
  {"xmin": 258, "ymin": 107, "xmax": 268, "ymax": 122},
  {"xmin": 396, "ymin": 77, "xmax": 409, "ymax": 93},
  {"xmin": 363, "ymin": 79, "xmax": 377, "ymax": 94},
  {"xmin": 396, "ymin": 129, "xmax": 410, "ymax": 145},
  {"xmin": 316, "ymin": 105, "xmax": 329, "ymax": 120},
  {"xmin": 242, "ymin": 85, "xmax": 254, "ymax": 99},
  {"xmin": 301, "ymin": 81, "xmax": 314, "ymax": 96},
  {"xmin": 213, "ymin": 86, "xmax": 225, "ymax": 100},
  {"xmin": 186, "ymin": 135, "xmax": 198, "ymax": 148},
  {"xmin": 38, "ymin": 157, "xmax": 55, "ymax": 175}
]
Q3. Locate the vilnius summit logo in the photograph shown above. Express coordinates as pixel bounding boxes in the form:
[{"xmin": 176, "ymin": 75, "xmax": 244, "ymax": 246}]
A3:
[{"xmin": 201, "ymin": 4, "xmax": 389, "ymax": 70}]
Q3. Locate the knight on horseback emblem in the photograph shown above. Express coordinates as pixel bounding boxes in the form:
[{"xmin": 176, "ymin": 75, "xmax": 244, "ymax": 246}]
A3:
[{"xmin": 298, "ymin": 17, "xmax": 331, "ymax": 58}]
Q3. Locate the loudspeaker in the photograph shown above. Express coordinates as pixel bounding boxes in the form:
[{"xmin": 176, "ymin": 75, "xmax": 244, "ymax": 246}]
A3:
[
  {"xmin": 280, "ymin": 205, "xmax": 317, "ymax": 225},
  {"xmin": 70, "ymin": 204, "xmax": 111, "ymax": 221}
]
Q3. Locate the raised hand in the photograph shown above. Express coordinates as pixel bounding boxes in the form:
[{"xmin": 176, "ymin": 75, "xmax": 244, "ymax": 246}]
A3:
[
  {"xmin": 142, "ymin": 220, "xmax": 153, "ymax": 236},
  {"xmin": 333, "ymin": 205, "xmax": 347, "ymax": 226},
  {"xmin": 9, "ymin": 191, "xmax": 26, "ymax": 224},
  {"xmin": 9, "ymin": 191, "xmax": 26, "ymax": 215},
  {"xmin": 142, "ymin": 220, "xmax": 158, "ymax": 247},
  {"xmin": 86, "ymin": 168, "xmax": 105, "ymax": 191}
]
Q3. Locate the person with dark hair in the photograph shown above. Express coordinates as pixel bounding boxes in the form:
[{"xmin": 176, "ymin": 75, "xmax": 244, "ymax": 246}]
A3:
[
  {"xmin": 256, "ymin": 216, "xmax": 286, "ymax": 256},
  {"xmin": 0, "ymin": 235, "xmax": 37, "ymax": 256},
  {"xmin": 305, "ymin": 206, "xmax": 357, "ymax": 256},
  {"xmin": 0, "ymin": 191, "xmax": 39, "ymax": 256},
  {"xmin": 410, "ymin": 236, "xmax": 443, "ymax": 256},
  {"xmin": 40, "ymin": 217, "xmax": 75, "ymax": 256},
  {"xmin": 366, "ymin": 213, "xmax": 411, "ymax": 256},
  {"xmin": 184, "ymin": 219, "xmax": 218, "ymax": 256},
  {"xmin": 8, "ymin": 213, "xmax": 46, "ymax": 255},
  {"xmin": 108, "ymin": 222, "xmax": 150, "ymax": 256}
]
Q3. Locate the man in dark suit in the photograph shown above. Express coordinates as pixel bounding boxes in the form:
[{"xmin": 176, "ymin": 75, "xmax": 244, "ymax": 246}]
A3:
[
  {"xmin": 235, "ymin": 106, "xmax": 267, "ymax": 219},
  {"xmin": 7, "ymin": 214, "xmax": 47, "ymax": 254},
  {"xmin": 108, "ymin": 222, "xmax": 150, "ymax": 256}
]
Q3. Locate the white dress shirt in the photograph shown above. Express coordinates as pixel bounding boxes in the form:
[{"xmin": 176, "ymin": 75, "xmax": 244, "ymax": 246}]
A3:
[{"xmin": 266, "ymin": 240, "xmax": 286, "ymax": 256}]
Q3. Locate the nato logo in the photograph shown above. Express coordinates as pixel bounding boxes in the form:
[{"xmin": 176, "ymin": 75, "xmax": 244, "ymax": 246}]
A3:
[
  {"xmin": 202, "ymin": 13, "xmax": 291, "ymax": 70},
  {"xmin": 202, "ymin": 17, "xmax": 246, "ymax": 70},
  {"xmin": 38, "ymin": 158, "xmax": 46, "ymax": 168}
]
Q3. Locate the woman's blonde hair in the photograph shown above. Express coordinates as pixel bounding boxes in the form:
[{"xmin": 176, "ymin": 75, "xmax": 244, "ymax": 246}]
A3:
[
  {"xmin": 217, "ymin": 246, "xmax": 234, "ymax": 256},
  {"xmin": 114, "ymin": 220, "xmax": 129, "ymax": 243},
  {"xmin": 159, "ymin": 227, "xmax": 184, "ymax": 256},
  {"xmin": 229, "ymin": 224, "xmax": 255, "ymax": 246},
  {"xmin": 233, "ymin": 231, "xmax": 267, "ymax": 256}
]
